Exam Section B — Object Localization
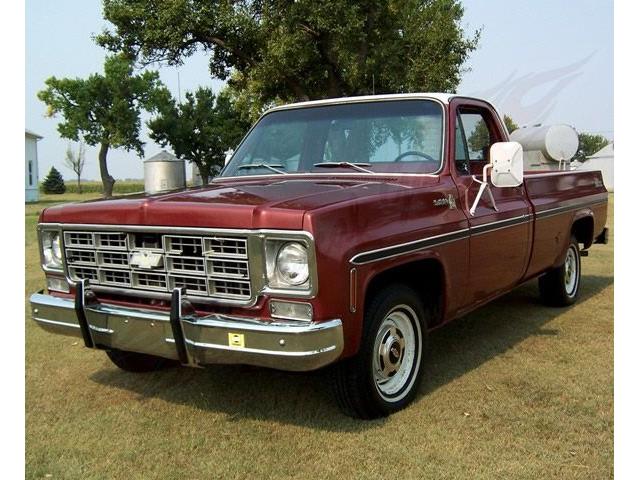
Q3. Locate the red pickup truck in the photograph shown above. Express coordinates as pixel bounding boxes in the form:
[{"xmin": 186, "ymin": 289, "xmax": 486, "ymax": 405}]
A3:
[{"xmin": 30, "ymin": 93, "xmax": 608, "ymax": 419}]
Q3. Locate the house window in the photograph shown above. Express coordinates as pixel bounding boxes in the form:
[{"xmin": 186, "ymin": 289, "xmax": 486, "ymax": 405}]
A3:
[{"xmin": 28, "ymin": 161, "xmax": 33, "ymax": 186}]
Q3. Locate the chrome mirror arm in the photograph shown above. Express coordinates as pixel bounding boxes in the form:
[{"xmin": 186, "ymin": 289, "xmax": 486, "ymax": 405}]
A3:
[{"xmin": 470, "ymin": 164, "xmax": 498, "ymax": 216}]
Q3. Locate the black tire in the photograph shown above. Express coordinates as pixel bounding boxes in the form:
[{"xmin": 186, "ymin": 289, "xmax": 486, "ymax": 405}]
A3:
[
  {"xmin": 332, "ymin": 284, "xmax": 427, "ymax": 419},
  {"xmin": 106, "ymin": 349, "xmax": 176, "ymax": 373},
  {"xmin": 539, "ymin": 235, "xmax": 581, "ymax": 307}
]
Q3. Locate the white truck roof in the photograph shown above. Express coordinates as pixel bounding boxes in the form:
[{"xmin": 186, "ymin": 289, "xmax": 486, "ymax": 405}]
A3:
[{"xmin": 266, "ymin": 93, "xmax": 466, "ymax": 113}]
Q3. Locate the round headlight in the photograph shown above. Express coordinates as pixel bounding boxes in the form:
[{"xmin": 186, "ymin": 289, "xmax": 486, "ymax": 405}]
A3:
[
  {"xmin": 276, "ymin": 242, "xmax": 309, "ymax": 286},
  {"xmin": 43, "ymin": 231, "xmax": 62, "ymax": 269},
  {"xmin": 51, "ymin": 234, "xmax": 62, "ymax": 261}
]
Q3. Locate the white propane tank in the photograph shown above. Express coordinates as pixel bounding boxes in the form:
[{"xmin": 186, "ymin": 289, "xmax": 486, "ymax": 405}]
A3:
[{"xmin": 510, "ymin": 124, "xmax": 579, "ymax": 170}]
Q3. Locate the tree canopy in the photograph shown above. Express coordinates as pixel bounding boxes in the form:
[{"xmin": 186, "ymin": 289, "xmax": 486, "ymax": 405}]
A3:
[
  {"xmin": 38, "ymin": 54, "xmax": 169, "ymax": 197},
  {"xmin": 575, "ymin": 133, "xmax": 610, "ymax": 162},
  {"xmin": 503, "ymin": 115, "xmax": 519, "ymax": 134},
  {"xmin": 97, "ymin": 0, "xmax": 479, "ymax": 106},
  {"xmin": 148, "ymin": 87, "xmax": 251, "ymax": 183}
]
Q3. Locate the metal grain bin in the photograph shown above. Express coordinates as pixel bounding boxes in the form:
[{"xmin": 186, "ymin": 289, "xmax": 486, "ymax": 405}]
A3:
[{"xmin": 144, "ymin": 150, "xmax": 186, "ymax": 194}]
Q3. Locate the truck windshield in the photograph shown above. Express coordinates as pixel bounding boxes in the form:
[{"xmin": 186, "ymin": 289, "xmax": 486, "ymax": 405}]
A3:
[{"xmin": 221, "ymin": 100, "xmax": 444, "ymax": 177}]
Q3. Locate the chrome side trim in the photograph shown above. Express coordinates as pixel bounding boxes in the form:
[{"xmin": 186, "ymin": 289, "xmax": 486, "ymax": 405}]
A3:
[
  {"xmin": 350, "ymin": 228, "xmax": 469, "ymax": 265},
  {"xmin": 470, "ymin": 214, "xmax": 531, "ymax": 236},
  {"xmin": 535, "ymin": 199, "xmax": 608, "ymax": 220},
  {"xmin": 349, "ymin": 197, "xmax": 606, "ymax": 265}
]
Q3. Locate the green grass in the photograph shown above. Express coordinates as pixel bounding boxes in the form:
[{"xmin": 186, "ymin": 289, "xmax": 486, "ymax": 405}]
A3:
[{"xmin": 25, "ymin": 194, "xmax": 613, "ymax": 479}]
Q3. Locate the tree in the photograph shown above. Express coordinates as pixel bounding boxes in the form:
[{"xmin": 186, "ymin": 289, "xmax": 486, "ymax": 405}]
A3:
[
  {"xmin": 574, "ymin": 133, "xmax": 609, "ymax": 162},
  {"xmin": 467, "ymin": 114, "xmax": 519, "ymax": 152},
  {"xmin": 38, "ymin": 54, "xmax": 169, "ymax": 197},
  {"xmin": 64, "ymin": 142, "xmax": 86, "ymax": 192},
  {"xmin": 148, "ymin": 87, "xmax": 251, "ymax": 183},
  {"xmin": 503, "ymin": 115, "xmax": 519, "ymax": 134},
  {"xmin": 42, "ymin": 167, "xmax": 66, "ymax": 194},
  {"xmin": 97, "ymin": 0, "xmax": 479, "ymax": 107}
]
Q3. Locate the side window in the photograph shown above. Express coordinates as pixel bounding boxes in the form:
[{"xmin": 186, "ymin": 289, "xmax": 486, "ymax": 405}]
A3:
[
  {"xmin": 455, "ymin": 110, "xmax": 493, "ymax": 175},
  {"xmin": 455, "ymin": 115, "xmax": 470, "ymax": 174}
]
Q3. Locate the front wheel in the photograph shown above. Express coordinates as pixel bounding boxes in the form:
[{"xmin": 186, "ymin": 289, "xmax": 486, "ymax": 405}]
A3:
[
  {"xmin": 106, "ymin": 349, "xmax": 176, "ymax": 373},
  {"xmin": 538, "ymin": 235, "xmax": 581, "ymax": 307},
  {"xmin": 332, "ymin": 284, "xmax": 427, "ymax": 419}
]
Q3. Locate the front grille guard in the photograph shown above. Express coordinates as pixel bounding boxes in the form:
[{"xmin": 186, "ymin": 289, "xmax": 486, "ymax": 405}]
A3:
[{"xmin": 76, "ymin": 279, "xmax": 198, "ymax": 366}]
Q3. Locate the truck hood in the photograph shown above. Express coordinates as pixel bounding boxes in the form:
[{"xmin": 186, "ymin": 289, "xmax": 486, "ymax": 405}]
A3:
[{"xmin": 41, "ymin": 176, "xmax": 425, "ymax": 229}]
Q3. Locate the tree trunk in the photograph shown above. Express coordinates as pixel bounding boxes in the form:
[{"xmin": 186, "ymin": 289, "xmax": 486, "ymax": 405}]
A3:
[
  {"xmin": 197, "ymin": 164, "xmax": 210, "ymax": 185},
  {"xmin": 98, "ymin": 142, "xmax": 115, "ymax": 198},
  {"xmin": 77, "ymin": 172, "xmax": 82, "ymax": 193}
]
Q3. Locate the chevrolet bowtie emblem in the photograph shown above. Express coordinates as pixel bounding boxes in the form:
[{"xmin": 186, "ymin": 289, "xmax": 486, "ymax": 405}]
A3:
[{"xmin": 130, "ymin": 250, "xmax": 164, "ymax": 269}]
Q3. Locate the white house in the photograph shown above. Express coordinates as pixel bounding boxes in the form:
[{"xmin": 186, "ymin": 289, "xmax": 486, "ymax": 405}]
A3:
[
  {"xmin": 572, "ymin": 143, "xmax": 614, "ymax": 192},
  {"xmin": 25, "ymin": 129, "xmax": 42, "ymax": 202}
]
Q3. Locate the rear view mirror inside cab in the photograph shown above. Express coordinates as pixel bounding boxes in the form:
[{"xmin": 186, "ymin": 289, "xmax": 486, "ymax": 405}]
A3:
[{"xmin": 490, "ymin": 142, "xmax": 524, "ymax": 188}]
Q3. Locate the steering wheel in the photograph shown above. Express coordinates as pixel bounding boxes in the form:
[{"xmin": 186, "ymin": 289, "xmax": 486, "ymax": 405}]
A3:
[{"xmin": 392, "ymin": 151, "xmax": 436, "ymax": 162}]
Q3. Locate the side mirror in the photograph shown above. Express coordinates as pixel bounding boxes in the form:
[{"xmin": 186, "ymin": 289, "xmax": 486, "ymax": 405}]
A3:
[
  {"xmin": 224, "ymin": 149, "xmax": 235, "ymax": 166},
  {"xmin": 490, "ymin": 142, "xmax": 523, "ymax": 187}
]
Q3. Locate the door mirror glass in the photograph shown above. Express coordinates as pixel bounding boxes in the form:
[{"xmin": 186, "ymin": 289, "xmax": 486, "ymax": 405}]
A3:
[
  {"xmin": 490, "ymin": 142, "xmax": 523, "ymax": 187},
  {"xmin": 224, "ymin": 149, "xmax": 235, "ymax": 165}
]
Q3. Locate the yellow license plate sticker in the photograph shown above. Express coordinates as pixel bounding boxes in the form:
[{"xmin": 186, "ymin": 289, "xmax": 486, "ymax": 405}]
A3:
[{"xmin": 228, "ymin": 332, "xmax": 245, "ymax": 348}]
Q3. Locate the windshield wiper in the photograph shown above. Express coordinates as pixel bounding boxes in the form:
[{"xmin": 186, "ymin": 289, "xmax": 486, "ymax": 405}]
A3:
[
  {"xmin": 238, "ymin": 163, "xmax": 288, "ymax": 175},
  {"xmin": 313, "ymin": 162, "xmax": 374, "ymax": 174}
]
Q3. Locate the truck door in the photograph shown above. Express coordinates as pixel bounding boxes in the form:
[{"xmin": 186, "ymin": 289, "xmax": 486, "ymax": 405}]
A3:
[{"xmin": 450, "ymin": 98, "xmax": 533, "ymax": 308}]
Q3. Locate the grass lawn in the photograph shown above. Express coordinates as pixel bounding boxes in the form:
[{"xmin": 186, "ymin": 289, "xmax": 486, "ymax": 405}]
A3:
[{"xmin": 25, "ymin": 194, "xmax": 614, "ymax": 479}]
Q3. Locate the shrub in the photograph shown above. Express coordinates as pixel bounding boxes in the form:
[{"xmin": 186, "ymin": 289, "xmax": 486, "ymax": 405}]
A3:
[{"xmin": 42, "ymin": 167, "xmax": 66, "ymax": 194}]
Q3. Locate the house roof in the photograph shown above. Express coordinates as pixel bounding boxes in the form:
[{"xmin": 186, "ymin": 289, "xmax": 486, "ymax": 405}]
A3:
[{"xmin": 25, "ymin": 129, "xmax": 43, "ymax": 140}]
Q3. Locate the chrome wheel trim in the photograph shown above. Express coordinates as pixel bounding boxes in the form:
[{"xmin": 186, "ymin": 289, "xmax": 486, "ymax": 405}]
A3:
[
  {"xmin": 372, "ymin": 304, "xmax": 422, "ymax": 402},
  {"xmin": 564, "ymin": 245, "xmax": 579, "ymax": 296}
]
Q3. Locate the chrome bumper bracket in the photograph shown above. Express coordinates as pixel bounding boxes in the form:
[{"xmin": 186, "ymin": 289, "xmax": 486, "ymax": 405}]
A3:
[
  {"xmin": 169, "ymin": 288, "xmax": 190, "ymax": 365},
  {"xmin": 75, "ymin": 280, "xmax": 94, "ymax": 349}
]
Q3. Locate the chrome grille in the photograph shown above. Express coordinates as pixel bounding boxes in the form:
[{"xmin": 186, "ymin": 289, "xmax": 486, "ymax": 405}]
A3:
[
  {"xmin": 132, "ymin": 271, "xmax": 167, "ymax": 291},
  {"xmin": 63, "ymin": 229, "xmax": 252, "ymax": 302},
  {"xmin": 169, "ymin": 275, "xmax": 208, "ymax": 295},
  {"xmin": 204, "ymin": 237, "xmax": 247, "ymax": 257},
  {"xmin": 97, "ymin": 251, "xmax": 129, "ymax": 268},
  {"xmin": 68, "ymin": 266, "xmax": 98, "ymax": 281},
  {"xmin": 100, "ymin": 269, "xmax": 131, "ymax": 286},
  {"xmin": 64, "ymin": 232, "xmax": 93, "ymax": 248},
  {"xmin": 207, "ymin": 259, "xmax": 249, "ymax": 279},
  {"xmin": 95, "ymin": 232, "xmax": 127, "ymax": 250},
  {"xmin": 209, "ymin": 278, "xmax": 251, "ymax": 298},
  {"xmin": 66, "ymin": 249, "xmax": 96, "ymax": 265}
]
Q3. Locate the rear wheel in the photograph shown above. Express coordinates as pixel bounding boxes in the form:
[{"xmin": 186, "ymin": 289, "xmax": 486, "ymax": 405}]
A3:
[
  {"xmin": 539, "ymin": 235, "xmax": 581, "ymax": 307},
  {"xmin": 106, "ymin": 349, "xmax": 176, "ymax": 373},
  {"xmin": 332, "ymin": 284, "xmax": 427, "ymax": 419}
]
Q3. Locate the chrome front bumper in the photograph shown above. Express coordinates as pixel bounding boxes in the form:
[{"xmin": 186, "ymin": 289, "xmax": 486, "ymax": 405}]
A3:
[{"xmin": 29, "ymin": 283, "xmax": 343, "ymax": 372}]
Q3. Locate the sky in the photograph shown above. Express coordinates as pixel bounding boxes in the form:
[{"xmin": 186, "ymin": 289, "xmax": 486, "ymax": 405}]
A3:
[{"xmin": 25, "ymin": 0, "xmax": 613, "ymax": 181}]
